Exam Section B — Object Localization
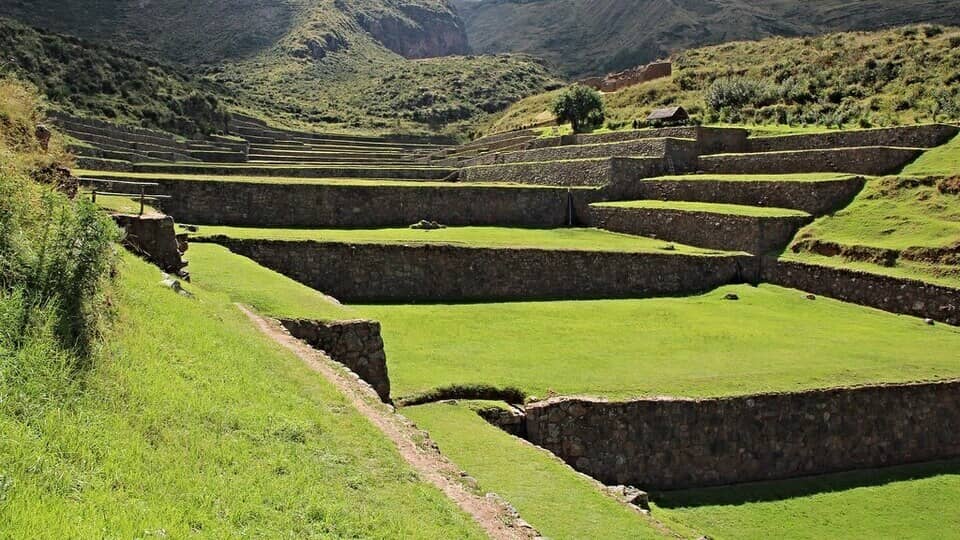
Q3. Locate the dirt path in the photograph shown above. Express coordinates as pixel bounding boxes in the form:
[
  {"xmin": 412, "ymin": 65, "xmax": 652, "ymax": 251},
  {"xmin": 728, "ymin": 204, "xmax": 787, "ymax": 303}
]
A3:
[{"xmin": 239, "ymin": 305, "xmax": 539, "ymax": 540}]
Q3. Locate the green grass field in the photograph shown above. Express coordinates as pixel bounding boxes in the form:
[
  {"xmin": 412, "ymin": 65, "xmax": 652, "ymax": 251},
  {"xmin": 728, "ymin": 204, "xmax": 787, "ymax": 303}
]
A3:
[
  {"xmin": 359, "ymin": 284, "xmax": 960, "ymax": 401},
  {"xmin": 594, "ymin": 200, "xmax": 810, "ymax": 218},
  {"xmin": 405, "ymin": 402, "xmax": 693, "ymax": 539},
  {"xmin": 795, "ymin": 177, "xmax": 960, "ymax": 251},
  {"xmin": 653, "ymin": 459, "xmax": 960, "ymax": 540},
  {"xmin": 195, "ymin": 226, "xmax": 724, "ymax": 254},
  {"xmin": 187, "ymin": 243, "xmax": 355, "ymax": 321},
  {"xmin": 901, "ymin": 134, "xmax": 960, "ymax": 176},
  {"xmin": 0, "ymin": 254, "xmax": 484, "ymax": 537}
]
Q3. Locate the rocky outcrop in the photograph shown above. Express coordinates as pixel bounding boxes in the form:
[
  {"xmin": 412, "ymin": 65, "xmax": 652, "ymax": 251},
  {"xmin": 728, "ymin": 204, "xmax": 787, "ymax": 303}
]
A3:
[{"xmin": 349, "ymin": 1, "xmax": 470, "ymax": 58}]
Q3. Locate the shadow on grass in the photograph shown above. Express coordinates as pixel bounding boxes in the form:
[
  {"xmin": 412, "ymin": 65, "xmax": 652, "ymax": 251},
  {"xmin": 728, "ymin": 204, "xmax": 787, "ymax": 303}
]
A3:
[{"xmin": 653, "ymin": 459, "xmax": 960, "ymax": 508}]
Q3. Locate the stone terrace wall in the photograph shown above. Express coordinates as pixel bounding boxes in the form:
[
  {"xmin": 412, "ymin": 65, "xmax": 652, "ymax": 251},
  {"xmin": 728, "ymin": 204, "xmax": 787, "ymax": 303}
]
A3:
[
  {"xmin": 464, "ymin": 138, "xmax": 699, "ymax": 169},
  {"xmin": 112, "ymin": 213, "xmax": 187, "ymax": 275},
  {"xmin": 281, "ymin": 319, "xmax": 390, "ymax": 401},
  {"xmin": 621, "ymin": 177, "xmax": 866, "ymax": 216},
  {"xmin": 206, "ymin": 238, "xmax": 757, "ymax": 302},
  {"xmin": 460, "ymin": 157, "xmax": 667, "ymax": 187},
  {"xmin": 699, "ymin": 147, "xmax": 923, "ymax": 176},
  {"xmin": 529, "ymin": 127, "xmax": 748, "ymax": 155},
  {"xmin": 589, "ymin": 205, "xmax": 812, "ymax": 255},
  {"xmin": 133, "ymin": 164, "xmax": 455, "ymax": 180},
  {"xmin": 526, "ymin": 380, "xmax": 960, "ymax": 490},
  {"xmin": 762, "ymin": 258, "xmax": 960, "ymax": 325},
  {"xmin": 152, "ymin": 179, "xmax": 600, "ymax": 228},
  {"xmin": 747, "ymin": 124, "xmax": 960, "ymax": 153}
]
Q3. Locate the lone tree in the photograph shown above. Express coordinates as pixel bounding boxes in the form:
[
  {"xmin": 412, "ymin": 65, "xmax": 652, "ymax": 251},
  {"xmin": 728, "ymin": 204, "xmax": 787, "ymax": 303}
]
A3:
[{"xmin": 552, "ymin": 85, "xmax": 605, "ymax": 133}]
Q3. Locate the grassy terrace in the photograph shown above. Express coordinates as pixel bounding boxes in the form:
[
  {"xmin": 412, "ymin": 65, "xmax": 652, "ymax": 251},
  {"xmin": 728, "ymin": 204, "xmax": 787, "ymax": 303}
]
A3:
[
  {"xmin": 654, "ymin": 459, "xmax": 960, "ymax": 539},
  {"xmin": 187, "ymin": 244, "xmax": 356, "ymax": 321},
  {"xmin": 594, "ymin": 200, "xmax": 811, "ymax": 218},
  {"xmin": 76, "ymin": 169, "xmax": 570, "ymax": 188},
  {"xmin": 0, "ymin": 253, "xmax": 483, "ymax": 537},
  {"xmin": 901, "ymin": 134, "xmax": 960, "ymax": 176},
  {"xmin": 405, "ymin": 402, "xmax": 688, "ymax": 539},
  {"xmin": 359, "ymin": 284, "xmax": 960, "ymax": 401},
  {"xmin": 780, "ymin": 252, "xmax": 960, "ymax": 289},
  {"xmin": 795, "ymin": 177, "xmax": 960, "ymax": 251},
  {"xmin": 648, "ymin": 173, "xmax": 862, "ymax": 182},
  {"xmin": 194, "ymin": 226, "xmax": 724, "ymax": 255}
]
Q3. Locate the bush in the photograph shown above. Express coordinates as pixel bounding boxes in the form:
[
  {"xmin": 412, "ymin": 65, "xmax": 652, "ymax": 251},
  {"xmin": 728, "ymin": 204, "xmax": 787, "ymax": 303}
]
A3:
[
  {"xmin": 552, "ymin": 85, "xmax": 605, "ymax": 133},
  {"xmin": 705, "ymin": 77, "xmax": 774, "ymax": 111}
]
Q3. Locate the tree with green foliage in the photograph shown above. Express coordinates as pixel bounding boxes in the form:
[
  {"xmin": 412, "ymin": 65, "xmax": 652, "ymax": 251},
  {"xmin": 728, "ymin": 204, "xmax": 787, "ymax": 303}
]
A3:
[{"xmin": 552, "ymin": 85, "xmax": 605, "ymax": 133}]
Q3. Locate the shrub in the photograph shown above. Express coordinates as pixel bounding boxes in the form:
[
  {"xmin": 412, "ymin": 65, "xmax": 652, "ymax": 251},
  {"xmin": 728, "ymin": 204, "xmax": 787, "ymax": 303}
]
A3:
[
  {"xmin": 551, "ymin": 85, "xmax": 605, "ymax": 133},
  {"xmin": 949, "ymin": 36, "xmax": 960, "ymax": 49},
  {"xmin": 705, "ymin": 77, "xmax": 774, "ymax": 111}
]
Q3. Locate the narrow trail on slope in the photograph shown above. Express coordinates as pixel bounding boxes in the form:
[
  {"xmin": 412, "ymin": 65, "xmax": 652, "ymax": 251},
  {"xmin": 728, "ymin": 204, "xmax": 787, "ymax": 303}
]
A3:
[{"xmin": 238, "ymin": 305, "xmax": 539, "ymax": 540}]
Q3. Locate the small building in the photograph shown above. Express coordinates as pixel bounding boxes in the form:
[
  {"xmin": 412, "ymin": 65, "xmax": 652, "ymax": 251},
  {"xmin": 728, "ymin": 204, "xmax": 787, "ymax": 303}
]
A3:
[{"xmin": 646, "ymin": 106, "xmax": 689, "ymax": 124}]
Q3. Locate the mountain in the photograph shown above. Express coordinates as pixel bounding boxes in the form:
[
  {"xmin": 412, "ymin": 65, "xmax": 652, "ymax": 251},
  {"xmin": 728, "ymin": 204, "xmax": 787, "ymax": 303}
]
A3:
[
  {"xmin": 453, "ymin": 0, "xmax": 960, "ymax": 77},
  {"xmin": 0, "ymin": 0, "xmax": 560, "ymax": 136}
]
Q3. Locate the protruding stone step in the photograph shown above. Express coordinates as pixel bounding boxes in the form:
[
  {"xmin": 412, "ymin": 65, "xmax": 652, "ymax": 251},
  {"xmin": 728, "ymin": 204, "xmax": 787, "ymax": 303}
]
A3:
[
  {"xmin": 618, "ymin": 174, "xmax": 866, "ymax": 216},
  {"xmin": 590, "ymin": 200, "xmax": 813, "ymax": 254},
  {"xmin": 698, "ymin": 147, "xmax": 923, "ymax": 176}
]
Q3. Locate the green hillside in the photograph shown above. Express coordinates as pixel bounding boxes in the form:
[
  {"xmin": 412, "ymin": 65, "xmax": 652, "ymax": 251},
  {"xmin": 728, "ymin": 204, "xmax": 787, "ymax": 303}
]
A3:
[
  {"xmin": 488, "ymin": 25, "xmax": 960, "ymax": 133},
  {"xmin": 0, "ymin": 18, "xmax": 231, "ymax": 135},
  {"xmin": 0, "ymin": 1, "xmax": 560, "ymax": 136},
  {"xmin": 454, "ymin": 0, "xmax": 960, "ymax": 77}
]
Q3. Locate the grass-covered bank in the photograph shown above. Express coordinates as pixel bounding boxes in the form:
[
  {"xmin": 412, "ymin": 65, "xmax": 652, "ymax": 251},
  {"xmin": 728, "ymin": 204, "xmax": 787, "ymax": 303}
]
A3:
[
  {"xmin": 652, "ymin": 459, "xmax": 960, "ymax": 539},
  {"xmin": 0, "ymin": 253, "xmax": 485, "ymax": 537},
  {"xmin": 361, "ymin": 285, "xmax": 960, "ymax": 401},
  {"xmin": 405, "ymin": 401, "xmax": 691, "ymax": 539}
]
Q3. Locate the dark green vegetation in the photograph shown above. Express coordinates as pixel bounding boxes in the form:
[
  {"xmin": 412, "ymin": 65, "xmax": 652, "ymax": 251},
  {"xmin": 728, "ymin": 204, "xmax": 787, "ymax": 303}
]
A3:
[
  {"xmin": 0, "ymin": 18, "xmax": 231, "ymax": 135},
  {"xmin": 489, "ymin": 26, "xmax": 960, "ymax": 133},
  {"xmin": 551, "ymin": 85, "xmax": 605, "ymax": 133},
  {"xmin": 0, "ymin": 1, "xmax": 560, "ymax": 136},
  {"xmin": 653, "ymin": 459, "xmax": 960, "ymax": 539},
  {"xmin": 360, "ymin": 285, "xmax": 960, "ymax": 401},
  {"xmin": 406, "ymin": 402, "xmax": 688, "ymax": 539},
  {"xmin": 454, "ymin": 0, "xmax": 960, "ymax": 77}
]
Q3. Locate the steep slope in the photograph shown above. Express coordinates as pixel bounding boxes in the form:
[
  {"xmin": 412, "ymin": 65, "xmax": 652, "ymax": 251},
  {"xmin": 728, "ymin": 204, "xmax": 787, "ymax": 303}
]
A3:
[
  {"xmin": 454, "ymin": 0, "xmax": 960, "ymax": 77},
  {"xmin": 488, "ymin": 26, "xmax": 960, "ymax": 133},
  {"xmin": 0, "ymin": 18, "xmax": 231, "ymax": 135},
  {"xmin": 0, "ymin": 0, "xmax": 558, "ymax": 136}
]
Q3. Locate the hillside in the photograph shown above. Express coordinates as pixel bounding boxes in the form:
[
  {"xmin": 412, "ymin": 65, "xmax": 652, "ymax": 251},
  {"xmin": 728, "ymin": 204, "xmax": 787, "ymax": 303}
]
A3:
[
  {"xmin": 488, "ymin": 26, "xmax": 960, "ymax": 134},
  {"xmin": 0, "ymin": 1, "xmax": 560, "ymax": 136},
  {"xmin": 454, "ymin": 0, "xmax": 960, "ymax": 77}
]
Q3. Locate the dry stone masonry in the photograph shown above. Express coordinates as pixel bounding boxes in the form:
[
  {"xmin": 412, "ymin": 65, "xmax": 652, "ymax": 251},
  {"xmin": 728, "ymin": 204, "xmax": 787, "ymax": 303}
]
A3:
[{"xmin": 525, "ymin": 380, "xmax": 960, "ymax": 490}]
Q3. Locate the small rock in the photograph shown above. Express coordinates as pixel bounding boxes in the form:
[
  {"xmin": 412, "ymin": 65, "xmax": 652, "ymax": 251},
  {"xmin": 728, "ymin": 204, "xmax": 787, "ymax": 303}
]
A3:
[
  {"xmin": 160, "ymin": 274, "xmax": 194, "ymax": 298},
  {"xmin": 925, "ymin": 318, "xmax": 936, "ymax": 326},
  {"xmin": 805, "ymin": 294, "xmax": 817, "ymax": 301},
  {"xmin": 661, "ymin": 244, "xmax": 676, "ymax": 251},
  {"xmin": 410, "ymin": 220, "xmax": 446, "ymax": 230},
  {"xmin": 723, "ymin": 293, "xmax": 739, "ymax": 301}
]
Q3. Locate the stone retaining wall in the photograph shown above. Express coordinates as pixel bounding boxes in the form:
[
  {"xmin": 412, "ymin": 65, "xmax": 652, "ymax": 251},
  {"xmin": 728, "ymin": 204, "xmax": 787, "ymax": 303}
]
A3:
[
  {"xmin": 464, "ymin": 138, "xmax": 699, "ymax": 169},
  {"xmin": 761, "ymin": 258, "xmax": 960, "ymax": 325},
  {"xmin": 525, "ymin": 380, "xmax": 960, "ymax": 490},
  {"xmin": 151, "ymin": 179, "xmax": 600, "ymax": 228},
  {"xmin": 281, "ymin": 319, "xmax": 391, "ymax": 401},
  {"xmin": 528, "ymin": 127, "xmax": 748, "ymax": 155},
  {"xmin": 620, "ymin": 177, "xmax": 866, "ymax": 216},
  {"xmin": 112, "ymin": 213, "xmax": 187, "ymax": 275},
  {"xmin": 589, "ymin": 205, "xmax": 812, "ymax": 255},
  {"xmin": 747, "ymin": 124, "xmax": 959, "ymax": 153},
  {"xmin": 699, "ymin": 147, "xmax": 923, "ymax": 176},
  {"xmin": 132, "ymin": 164, "xmax": 455, "ymax": 180},
  {"xmin": 460, "ymin": 157, "xmax": 666, "ymax": 187},
  {"xmin": 204, "ymin": 238, "xmax": 757, "ymax": 302}
]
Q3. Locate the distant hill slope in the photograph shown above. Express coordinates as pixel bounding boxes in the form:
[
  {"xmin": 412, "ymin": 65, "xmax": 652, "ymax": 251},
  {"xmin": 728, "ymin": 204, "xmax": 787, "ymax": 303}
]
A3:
[
  {"xmin": 0, "ymin": 18, "xmax": 231, "ymax": 135},
  {"xmin": 487, "ymin": 26, "xmax": 960, "ymax": 134},
  {"xmin": 0, "ymin": 0, "xmax": 559, "ymax": 136},
  {"xmin": 454, "ymin": 0, "xmax": 960, "ymax": 77}
]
